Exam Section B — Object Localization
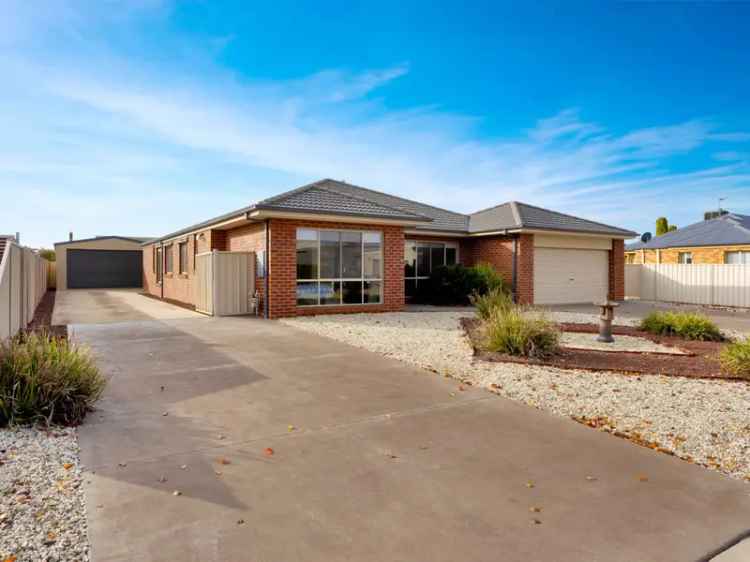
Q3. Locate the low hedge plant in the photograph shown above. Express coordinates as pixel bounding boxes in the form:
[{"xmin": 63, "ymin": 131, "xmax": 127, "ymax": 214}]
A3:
[
  {"xmin": 481, "ymin": 305, "xmax": 560, "ymax": 359},
  {"xmin": 414, "ymin": 263, "xmax": 510, "ymax": 305},
  {"xmin": 0, "ymin": 332, "xmax": 105, "ymax": 426},
  {"xmin": 639, "ymin": 311, "xmax": 723, "ymax": 341},
  {"xmin": 719, "ymin": 337, "xmax": 750, "ymax": 379}
]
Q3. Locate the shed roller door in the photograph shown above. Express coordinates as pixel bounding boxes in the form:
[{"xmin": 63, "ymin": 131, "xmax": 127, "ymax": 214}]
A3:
[
  {"xmin": 534, "ymin": 248, "xmax": 608, "ymax": 305},
  {"xmin": 67, "ymin": 249, "xmax": 143, "ymax": 289}
]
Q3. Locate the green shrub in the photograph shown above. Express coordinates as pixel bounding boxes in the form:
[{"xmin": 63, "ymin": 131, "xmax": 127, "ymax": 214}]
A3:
[
  {"xmin": 413, "ymin": 263, "xmax": 510, "ymax": 305},
  {"xmin": 481, "ymin": 306, "xmax": 560, "ymax": 359},
  {"xmin": 471, "ymin": 262, "xmax": 508, "ymax": 294},
  {"xmin": 470, "ymin": 288, "xmax": 513, "ymax": 320},
  {"xmin": 639, "ymin": 311, "xmax": 723, "ymax": 341},
  {"xmin": 719, "ymin": 337, "xmax": 750, "ymax": 379},
  {"xmin": 0, "ymin": 332, "xmax": 106, "ymax": 426}
]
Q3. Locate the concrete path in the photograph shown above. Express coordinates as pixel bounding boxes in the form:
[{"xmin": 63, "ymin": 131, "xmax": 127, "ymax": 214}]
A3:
[
  {"xmin": 72, "ymin": 313, "xmax": 750, "ymax": 562},
  {"xmin": 52, "ymin": 289, "xmax": 202, "ymax": 325}
]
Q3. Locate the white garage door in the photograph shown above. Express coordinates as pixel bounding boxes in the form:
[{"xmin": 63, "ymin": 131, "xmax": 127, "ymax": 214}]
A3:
[{"xmin": 534, "ymin": 248, "xmax": 609, "ymax": 305}]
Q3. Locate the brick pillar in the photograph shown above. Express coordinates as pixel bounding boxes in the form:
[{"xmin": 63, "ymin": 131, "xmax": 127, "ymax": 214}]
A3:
[
  {"xmin": 267, "ymin": 219, "xmax": 296, "ymax": 319},
  {"xmin": 609, "ymin": 239, "xmax": 625, "ymax": 301},
  {"xmin": 516, "ymin": 233, "xmax": 534, "ymax": 305}
]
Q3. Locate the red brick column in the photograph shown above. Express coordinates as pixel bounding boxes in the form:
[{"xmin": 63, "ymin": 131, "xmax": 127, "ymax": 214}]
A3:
[
  {"xmin": 516, "ymin": 234, "xmax": 534, "ymax": 305},
  {"xmin": 609, "ymin": 239, "xmax": 625, "ymax": 301}
]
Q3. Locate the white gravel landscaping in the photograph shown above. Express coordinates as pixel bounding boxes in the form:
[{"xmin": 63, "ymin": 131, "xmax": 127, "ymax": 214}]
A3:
[
  {"xmin": 559, "ymin": 332, "xmax": 687, "ymax": 354},
  {"xmin": 282, "ymin": 311, "xmax": 750, "ymax": 482},
  {"xmin": 0, "ymin": 427, "xmax": 89, "ymax": 562}
]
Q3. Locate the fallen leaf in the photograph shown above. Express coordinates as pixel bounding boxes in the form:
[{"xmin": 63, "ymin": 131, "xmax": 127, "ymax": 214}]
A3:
[
  {"xmin": 173, "ymin": 490, "xmax": 182, "ymax": 496},
  {"xmin": 117, "ymin": 462, "xmax": 127, "ymax": 468},
  {"xmin": 530, "ymin": 518, "xmax": 542, "ymax": 525},
  {"xmin": 214, "ymin": 470, "xmax": 223, "ymax": 476},
  {"xmin": 180, "ymin": 465, "xmax": 188, "ymax": 470},
  {"xmin": 529, "ymin": 507, "xmax": 542, "ymax": 513},
  {"xmin": 4, "ymin": 555, "xmax": 17, "ymax": 562},
  {"xmin": 237, "ymin": 519, "xmax": 245, "ymax": 525},
  {"xmin": 62, "ymin": 463, "xmax": 73, "ymax": 470},
  {"xmin": 458, "ymin": 385, "xmax": 465, "ymax": 391},
  {"xmin": 217, "ymin": 434, "xmax": 226, "ymax": 440},
  {"xmin": 264, "ymin": 447, "xmax": 274, "ymax": 457},
  {"xmin": 638, "ymin": 475, "xmax": 649, "ymax": 482},
  {"xmin": 288, "ymin": 425, "xmax": 295, "ymax": 432},
  {"xmin": 585, "ymin": 475, "xmax": 597, "ymax": 482},
  {"xmin": 216, "ymin": 457, "xmax": 231, "ymax": 465},
  {"xmin": 162, "ymin": 412, "xmax": 169, "ymax": 417},
  {"xmin": 525, "ymin": 481, "xmax": 535, "ymax": 489}
]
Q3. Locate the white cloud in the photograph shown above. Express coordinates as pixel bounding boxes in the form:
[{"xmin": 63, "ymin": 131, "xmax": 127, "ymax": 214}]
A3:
[{"xmin": 1, "ymin": 2, "xmax": 749, "ymax": 247}]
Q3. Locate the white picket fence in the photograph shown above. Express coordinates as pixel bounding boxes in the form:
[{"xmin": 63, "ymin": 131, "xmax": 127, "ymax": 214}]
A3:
[
  {"xmin": 625, "ymin": 264, "xmax": 750, "ymax": 308},
  {"xmin": 0, "ymin": 241, "xmax": 50, "ymax": 340}
]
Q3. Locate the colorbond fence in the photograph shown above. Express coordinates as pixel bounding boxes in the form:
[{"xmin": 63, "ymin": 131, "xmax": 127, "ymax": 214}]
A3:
[
  {"xmin": 0, "ymin": 241, "xmax": 50, "ymax": 340},
  {"xmin": 194, "ymin": 251, "xmax": 255, "ymax": 316},
  {"xmin": 625, "ymin": 264, "xmax": 750, "ymax": 308}
]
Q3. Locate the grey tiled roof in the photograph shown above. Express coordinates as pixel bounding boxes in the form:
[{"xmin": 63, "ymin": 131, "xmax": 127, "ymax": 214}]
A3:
[
  {"xmin": 625, "ymin": 213, "xmax": 750, "ymax": 250},
  {"xmin": 291, "ymin": 179, "xmax": 469, "ymax": 232},
  {"xmin": 468, "ymin": 201, "xmax": 636, "ymax": 237},
  {"xmin": 145, "ymin": 178, "xmax": 636, "ymax": 244},
  {"xmin": 256, "ymin": 183, "xmax": 432, "ymax": 222}
]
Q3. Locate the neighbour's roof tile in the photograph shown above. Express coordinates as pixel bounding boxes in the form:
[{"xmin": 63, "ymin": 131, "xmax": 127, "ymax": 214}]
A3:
[{"xmin": 625, "ymin": 213, "xmax": 750, "ymax": 251}]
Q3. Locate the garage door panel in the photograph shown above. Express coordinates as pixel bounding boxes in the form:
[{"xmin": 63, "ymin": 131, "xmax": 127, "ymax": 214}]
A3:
[
  {"xmin": 67, "ymin": 250, "xmax": 143, "ymax": 289},
  {"xmin": 534, "ymin": 248, "xmax": 608, "ymax": 305}
]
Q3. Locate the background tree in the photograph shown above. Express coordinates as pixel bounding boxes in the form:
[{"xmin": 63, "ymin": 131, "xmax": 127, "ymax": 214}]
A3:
[
  {"xmin": 38, "ymin": 248, "xmax": 56, "ymax": 261},
  {"xmin": 668, "ymin": 224, "xmax": 677, "ymax": 232},
  {"xmin": 655, "ymin": 217, "xmax": 669, "ymax": 236}
]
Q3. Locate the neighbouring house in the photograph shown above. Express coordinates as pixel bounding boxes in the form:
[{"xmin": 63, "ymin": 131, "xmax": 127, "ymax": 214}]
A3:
[
  {"xmin": 625, "ymin": 212, "xmax": 750, "ymax": 265},
  {"xmin": 143, "ymin": 179, "xmax": 635, "ymax": 319},
  {"xmin": 54, "ymin": 235, "xmax": 153, "ymax": 290}
]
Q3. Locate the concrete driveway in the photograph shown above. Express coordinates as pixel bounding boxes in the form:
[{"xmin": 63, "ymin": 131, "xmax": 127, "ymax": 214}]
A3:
[
  {"xmin": 52, "ymin": 288, "xmax": 202, "ymax": 325},
  {"xmin": 70, "ymin": 306, "xmax": 750, "ymax": 561}
]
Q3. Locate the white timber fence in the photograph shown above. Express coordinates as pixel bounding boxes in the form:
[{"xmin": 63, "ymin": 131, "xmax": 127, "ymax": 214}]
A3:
[
  {"xmin": 625, "ymin": 264, "xmax": 750, "ymax": 308},
  {"xmin": 194, "ymin": 251, "xmax": 256, "ymax": 316},
  {"xmin": 0, "ymin": 240, "xmax": 50, "ymax": 340}
]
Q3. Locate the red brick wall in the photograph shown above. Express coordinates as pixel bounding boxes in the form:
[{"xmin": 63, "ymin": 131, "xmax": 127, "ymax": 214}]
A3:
[
  {"xmin": 609, "ymin": 238, "xmax": 625, "ymax": 301},
  {"xmin": 142, "ymin": 227, "xmax": 227, "ymax": 306},
  {"xmin": 460, "ymin": 235, "xmax": 515, "ymax": 284},
  {"xmin": 268, "ymin": 219, "xmax": 405, "ymax": 319},
  {"xmin": 516, "ymin": 234, "xmax": 534, "ymax": 305}
]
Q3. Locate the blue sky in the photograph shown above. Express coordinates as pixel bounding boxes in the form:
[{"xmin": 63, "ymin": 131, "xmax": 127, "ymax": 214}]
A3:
[{"xmin": 3, "ymin": 0, "xmax": 750, "ymax": 248}]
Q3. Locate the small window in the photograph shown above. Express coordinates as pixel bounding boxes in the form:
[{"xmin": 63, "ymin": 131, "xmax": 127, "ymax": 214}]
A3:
[
  {"xmin": 678, "ymin": 252, "xmax": 693, "ymax": 264},
  {"xmin": 179, "ymin": 242, "xmax": 188, "ymax": 274},
  {"xmin": 725, "ymin": 251, "xmax": 750, "ymax": 264},
  {"xmin": 156, "ymin": 247, "xmax": 163, "ymax": 283},
  {"xmin": 165, "ymin": 244, "xmax": 174, "ymax": 273}
]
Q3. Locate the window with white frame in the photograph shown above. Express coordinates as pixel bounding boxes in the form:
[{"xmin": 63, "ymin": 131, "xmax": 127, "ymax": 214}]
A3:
[
  {"xmin": 725, "ymin": 251, "xmax": 750, "ymax": 264},
  {"xmin": 678, "ymin": 252, "xmax": 693, "ymax": 264},
  {"xmin": 296, "ymin": 228, "xmax": 383, "ymax": 306},
  {"xmin": 404, "ymin": 240, "xmax": 459, "ymax": 297}
]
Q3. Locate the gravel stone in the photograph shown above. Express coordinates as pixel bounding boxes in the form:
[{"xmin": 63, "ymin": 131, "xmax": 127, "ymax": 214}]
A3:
[
  {"xmin": 559, "ymin": 332, "xmax": 687, "ymax": 354},
  {"xmin": 0, "ymin": 426, "xmax": 89, "ymax": 561},
  {"xmin": 282, "ymin": 311, "xmax": 750, "ymax": 482}
]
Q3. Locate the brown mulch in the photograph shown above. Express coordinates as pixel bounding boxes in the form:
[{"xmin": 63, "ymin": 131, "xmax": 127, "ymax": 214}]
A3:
[
  {"xmin": 25, "ymin": 290, "xmax": 67, "ymax": 338},
  {"xmin": 462, "ymin": 318, "xmax": 735, "ymax": 380}
]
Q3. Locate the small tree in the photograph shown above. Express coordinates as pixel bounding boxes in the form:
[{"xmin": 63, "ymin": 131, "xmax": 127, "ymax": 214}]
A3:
[
  {"xmin": 668, "ymin": 224, "xmax": 677, "ymax": 232},
  {"xmin": 38, "ymin": 248, "xmax": 56, "ymax": 261},
  {"xmin": 655, "ymin": 217, "xmax": 669, "ymax": 236}
]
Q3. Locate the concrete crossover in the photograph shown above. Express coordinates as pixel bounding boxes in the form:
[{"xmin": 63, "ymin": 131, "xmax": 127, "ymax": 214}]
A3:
[{"xmin": 69, "ymin": 299, "xmax": 750, "ymax": 561}]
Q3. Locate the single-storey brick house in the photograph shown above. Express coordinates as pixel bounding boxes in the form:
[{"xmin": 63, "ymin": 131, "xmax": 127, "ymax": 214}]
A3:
[
  {"xmin": 626, "ymin": 212, "xmax": 750, "ymax": 265},
  {"xmin": 143, "ymin": 179, "xmax": 635, "ymax": 318}
]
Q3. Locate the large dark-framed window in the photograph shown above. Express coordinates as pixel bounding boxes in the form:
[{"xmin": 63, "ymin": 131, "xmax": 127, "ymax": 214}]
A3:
[
  {"xmin": 404, "ymin": 240, "xmax": 459, "ymax": 297},
  {"xmin": 296, "ymin": 228, "xmax": 383, "ymax": 306}
]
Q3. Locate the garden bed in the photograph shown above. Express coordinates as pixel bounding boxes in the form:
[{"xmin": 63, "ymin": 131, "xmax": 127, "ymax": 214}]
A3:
[
  {"xmin": 25, "ymin": 290, "xmax": 67, "ymax": 338},
  {"xmin": 462, "ymin": 318, "xmax": 733, "ymax": 380}
]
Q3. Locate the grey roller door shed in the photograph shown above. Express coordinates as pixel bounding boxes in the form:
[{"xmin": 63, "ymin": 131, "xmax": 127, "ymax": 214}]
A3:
[{"xmin": 67, "ymin": 249, "xmax": 143, "ymax": 289}]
